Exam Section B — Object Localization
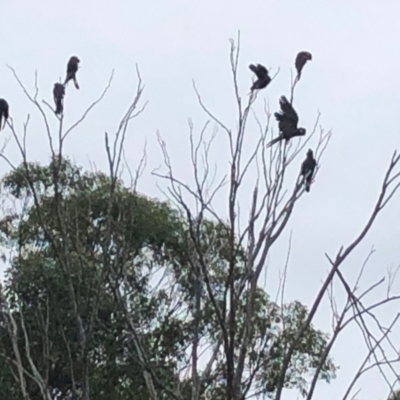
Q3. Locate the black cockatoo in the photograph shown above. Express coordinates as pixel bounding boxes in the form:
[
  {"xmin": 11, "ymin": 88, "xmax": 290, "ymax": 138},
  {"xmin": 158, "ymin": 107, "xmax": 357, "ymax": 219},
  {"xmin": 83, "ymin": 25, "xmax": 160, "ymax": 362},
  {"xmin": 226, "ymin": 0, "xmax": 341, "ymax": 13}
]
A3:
[
  {"xmin": 300, "ymin": 149, "xmax": 317, "ymax": 192},
  {"xmin": 64, "ymin": 56, "xmax": 80, "ymax": 89},
  {"xmin": 267, "ymin": 95, "xmax": 306, "ymax": 147},
  {"xmin": 53, "ymin": 83, "xmax": 65, "ymax": 115},
  {"xmin": 249, "ymin": 63, "xmax": 271, "ymax": 91},
  {"xmin": 0, "ymin": 99, "xmax": 9, "ymax": 131},
  {"xmin": 295, "ymin": 51, "xmax": 312, "ymax": 81}
]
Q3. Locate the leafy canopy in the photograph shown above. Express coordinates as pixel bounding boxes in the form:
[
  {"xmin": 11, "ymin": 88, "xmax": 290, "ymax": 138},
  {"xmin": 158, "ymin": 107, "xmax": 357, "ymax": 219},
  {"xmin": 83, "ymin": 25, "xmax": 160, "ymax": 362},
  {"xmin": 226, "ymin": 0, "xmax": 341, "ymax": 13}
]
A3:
[{"xmin": 0, "ymin": 157, "xmax": 337, "ymax": 399}]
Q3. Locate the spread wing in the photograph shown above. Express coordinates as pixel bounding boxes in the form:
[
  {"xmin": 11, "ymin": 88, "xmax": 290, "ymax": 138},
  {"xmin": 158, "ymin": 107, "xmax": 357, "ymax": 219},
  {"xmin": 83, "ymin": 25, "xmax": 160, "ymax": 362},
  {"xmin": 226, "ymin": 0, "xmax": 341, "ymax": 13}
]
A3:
[
  {"xmin": 249, "ymin": 64, "xmax": 258, "ymax": 73},
  {"xmin": 249, "ymin": 63, "xmax": 268, "ymax": 80},
  {"xmin": 274, "ymin": 96, "xmax": 299, "ymax": 135}
]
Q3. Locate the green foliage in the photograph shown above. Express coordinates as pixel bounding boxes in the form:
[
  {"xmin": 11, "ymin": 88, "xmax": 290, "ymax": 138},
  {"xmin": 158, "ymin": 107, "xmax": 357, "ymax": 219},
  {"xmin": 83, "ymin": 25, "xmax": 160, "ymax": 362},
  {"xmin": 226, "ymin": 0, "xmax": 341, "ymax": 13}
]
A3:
[
  {"xmin": 0, "ymin": 362, "xmax": 16, "ymax": 399},
  {"xmin": 388, "ymin": 390, "xmax": 400, "ymax": 400},
  {"xmin": 0, "ymin": 157, "xmax": 337, "ymax": 399}
]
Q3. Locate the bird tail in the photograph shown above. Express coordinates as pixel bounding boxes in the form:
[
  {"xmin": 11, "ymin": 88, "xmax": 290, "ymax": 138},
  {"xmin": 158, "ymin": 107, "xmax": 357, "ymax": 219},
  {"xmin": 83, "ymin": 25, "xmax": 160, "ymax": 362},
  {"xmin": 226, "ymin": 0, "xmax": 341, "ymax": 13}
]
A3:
[
  {"xmin": 303, "ymin": 172, "xmax": 312, "ymax": 192},
  {"xmin": 55, "ymin": 100, "xmax": 63, "ymax": 115},
  {"xmin": 266, "ymin": 136, "xmax": 283, "ymax": 148},
  {"xmin": 73, "ymin": 77, "xmax": 80, "ymax": 90}
]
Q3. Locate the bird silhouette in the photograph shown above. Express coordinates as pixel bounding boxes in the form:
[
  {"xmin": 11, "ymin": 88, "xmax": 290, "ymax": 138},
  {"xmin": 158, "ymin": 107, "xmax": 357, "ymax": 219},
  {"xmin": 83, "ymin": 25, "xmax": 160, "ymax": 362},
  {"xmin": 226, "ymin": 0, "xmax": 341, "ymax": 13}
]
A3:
[
  {"xmin": 300, "ymin": 149, "xmax": 317, "ymax": 192},
  {"xmin": 249, "ymin": 63, "xmax": 271, "ymax": 91},
  {"xmin": 295, "ymin": 51, "xmax": 312, "ymax": 81},
  {"xmin": 53, "ymin": 83, "xmax": 65, "ymax": 115},
  {"xmin": 267, "ymin": 96, "xmax": 306, "ymax": 147},
  {"xmin": 0, "ymin": 99, "xmax": 9, "ymax": 131},
  {"xmin": 64, "ymin": 56, "xmax": 80, "ymax": 90}
]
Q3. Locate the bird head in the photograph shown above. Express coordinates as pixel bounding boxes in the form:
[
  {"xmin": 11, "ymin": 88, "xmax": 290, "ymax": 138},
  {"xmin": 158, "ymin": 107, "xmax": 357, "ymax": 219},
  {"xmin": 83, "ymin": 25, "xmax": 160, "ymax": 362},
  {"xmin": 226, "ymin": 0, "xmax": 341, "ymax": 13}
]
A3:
[
  {"xmin": 306, "ymin": 148, "xmax": 314, "ymax": 157},
  {"xmin": 298, "ymin": 128, "xmax": 306, "ymax": 136},
  {"xmin": 70, "ymin": 56, "xmax": 80, "ymax": 67},
  {"xmin": 298, "ymin": 51, "xmax": 312, "ymax": 61}
]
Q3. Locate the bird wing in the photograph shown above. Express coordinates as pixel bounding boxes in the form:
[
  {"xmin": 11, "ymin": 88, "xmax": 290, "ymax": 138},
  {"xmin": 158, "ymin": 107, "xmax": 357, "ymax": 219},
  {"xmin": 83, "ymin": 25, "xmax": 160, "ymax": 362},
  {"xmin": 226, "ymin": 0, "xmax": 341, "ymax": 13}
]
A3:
[
  {"xmin": 279, "ymin": 96, "xmax": 299, "ymax": 124},
  {"xmin": 3, "ymin": 105, "xmax": 8, "ymax": 119},
  {"xmin": 301, "ymin": 158, "xmax": 309, "ymax": 175},
  {"xmin": 0, "ymin": 100, "xmax": 9, "ymax": 119},
  {"xmin": 53, "ymin": 84, "xmax": 65, "ymax": 100},
  {"xmin": 249, "ymin": 64, "xmax": 258, "ymax": 74},
  {"xmin": 301, "ymin": 157, "xmax": 316, "ymax": 176},
  {"xmin": 309, "ymin": 158, "xmax": 317, "ymax": 175},
  {"xmin": 249, "ymin": 64, "xmax": 268, "ymax": 80},
  {"xmin": 67, "ymin": 57, "xmax": 79, "ymax": 76},
  {"xmin": 255, "ymin": 64, "xmax": 268, "ymax": 79},
  {"xmin": 275, "ymin": 96, "xmax": 299, "ymax": 134},
  {"xmin": 0, "ymin": 99, "xmax": 9, "ymax": 129}
]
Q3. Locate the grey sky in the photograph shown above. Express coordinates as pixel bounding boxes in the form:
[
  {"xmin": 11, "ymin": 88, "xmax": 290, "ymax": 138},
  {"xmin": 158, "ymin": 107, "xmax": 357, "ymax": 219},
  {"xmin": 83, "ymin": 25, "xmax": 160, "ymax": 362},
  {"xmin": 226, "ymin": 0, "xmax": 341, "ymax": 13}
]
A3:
[{"xmin": 0, "ymin": 1, "xmax": 399, "ymax": 399}]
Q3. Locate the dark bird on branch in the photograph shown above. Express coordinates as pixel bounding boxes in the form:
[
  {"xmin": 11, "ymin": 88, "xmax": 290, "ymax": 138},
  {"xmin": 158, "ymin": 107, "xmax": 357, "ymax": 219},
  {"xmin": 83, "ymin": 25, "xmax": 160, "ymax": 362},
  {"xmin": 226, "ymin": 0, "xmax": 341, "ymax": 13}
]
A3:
[
  {"xmin": 267, "ymin": 95, "xmax": 306, "ymax": 147},
  {"xmin": 295, "ymin": 51, "xmax": 312, "ymax": 81},
  {"xmin": 64, "ymin": 56, "xmax": 80, "ymax": 89},
  {"xmin": 53, "ymin": 83, "xmax": 65, "ymax": 115},
  {"xmin": 300, "ymin": 149, "xmax": 317, "ymax": 192},
  {"xmin": 249, "ymin": 63, "xmax": 271, "ymax": 91},
  {"xmin": 0, "ymin": 99, "xmax": 9, "ymax": 131}
]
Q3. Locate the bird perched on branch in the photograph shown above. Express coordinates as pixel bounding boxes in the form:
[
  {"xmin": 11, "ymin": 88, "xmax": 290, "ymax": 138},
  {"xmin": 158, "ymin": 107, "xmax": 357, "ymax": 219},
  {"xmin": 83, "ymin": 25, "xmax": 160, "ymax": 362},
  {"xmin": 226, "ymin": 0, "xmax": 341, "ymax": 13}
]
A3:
[
  {"xmin": 295, "ymin": 51, "xmax": 312, "ymax": 81},
  {"xmin": 300, "ymin": 149, "xmax": 317, "ymax": 192},
  {"xmin": 64, "ymin": 56, "xmax": 80, "ymax": 89},
  {"xmin": 249, "ymin": 63, "xmax": 271, "ymax": 91},
  {"xmin": 267, "ymin": 96, "xmax": 306, "ymax": 147},
  {"xmin": 53, "ymin": 83, "xmax": 65, "ymax": 115},
  {"xmin": 0, "ymin": 99, "xmax": 9, "ymax": 131}
]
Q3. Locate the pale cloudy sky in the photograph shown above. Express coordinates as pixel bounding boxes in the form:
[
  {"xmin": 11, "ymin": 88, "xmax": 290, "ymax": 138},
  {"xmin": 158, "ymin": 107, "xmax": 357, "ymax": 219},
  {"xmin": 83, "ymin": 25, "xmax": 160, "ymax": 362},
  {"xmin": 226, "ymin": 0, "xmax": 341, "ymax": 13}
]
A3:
[{"xmin": 0, "ymin": 1, "xmax": 399, "ymax": 400}]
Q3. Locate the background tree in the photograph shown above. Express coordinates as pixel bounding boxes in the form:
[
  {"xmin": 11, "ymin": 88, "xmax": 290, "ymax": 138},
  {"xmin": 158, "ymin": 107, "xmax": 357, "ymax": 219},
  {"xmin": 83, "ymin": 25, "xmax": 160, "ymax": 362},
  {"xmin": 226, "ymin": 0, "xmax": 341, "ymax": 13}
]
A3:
[
  {"xmin": 0, "ymin": 159, "xmax": 337, "ymax": 399},
  {"xmin": 388, "ymin": 390, "xmax": 400, "ymax": 400},
  {"xmin": 0, "ymin": 34, "xmax": 399, "ymax": 400}
]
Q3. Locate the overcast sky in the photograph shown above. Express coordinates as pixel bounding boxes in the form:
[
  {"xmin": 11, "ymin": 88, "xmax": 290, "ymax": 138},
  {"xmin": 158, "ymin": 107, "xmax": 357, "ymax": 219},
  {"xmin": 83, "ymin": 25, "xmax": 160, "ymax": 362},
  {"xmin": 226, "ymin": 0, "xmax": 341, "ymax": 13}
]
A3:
[{"xmin": 0, "ymin": 1, "xmax": 399, "ymax": 399}]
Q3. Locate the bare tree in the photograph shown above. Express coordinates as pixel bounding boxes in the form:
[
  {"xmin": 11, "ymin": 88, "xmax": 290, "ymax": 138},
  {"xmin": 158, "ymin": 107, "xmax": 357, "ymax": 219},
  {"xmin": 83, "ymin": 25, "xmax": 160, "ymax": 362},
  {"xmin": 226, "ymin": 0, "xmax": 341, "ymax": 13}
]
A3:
[
  {"xmin": 152, "ymin": 33, "xmax": 400, "ymax": 400},
  {"xmin": 0, "ymin": 33, "xmax": 399, "ymax": 400},
  {"xmin": 0, "ymin": 65, "xmax": 148, "ymax": 400}
]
